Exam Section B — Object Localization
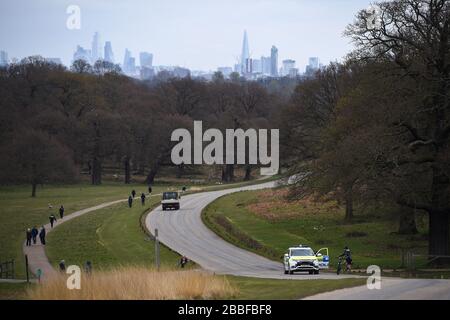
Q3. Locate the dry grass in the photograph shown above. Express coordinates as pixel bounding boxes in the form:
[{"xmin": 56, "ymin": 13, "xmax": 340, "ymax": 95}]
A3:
[
  {"xmin": 27, "ymin": 267, "xmax": 237, "ymax": 300},
  {"xmin": 247, "ymin": 189, "xmax": 342, "ymax": 221}
]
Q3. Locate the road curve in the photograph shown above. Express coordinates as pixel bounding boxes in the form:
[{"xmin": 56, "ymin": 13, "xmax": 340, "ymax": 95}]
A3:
[{"xmin": 146, "ymin": 181, "xmax": 359, "ymax": 280}]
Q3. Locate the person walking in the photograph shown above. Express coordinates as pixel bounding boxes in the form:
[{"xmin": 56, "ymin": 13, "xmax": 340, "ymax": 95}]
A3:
[
  {"xmin": 59, "ymin": 260, "xmax": 66, "ymax": 272},
  {"xmin": 179, "ymin": 256, "xmax": 189, "ymax": 268},
  {"xmin": 59, "ymin": 205, "xmax": 65, "ymax": 219},
  {"xmin": 49, "ymin": 214, "xmax": 57, "ymax": 228},
  {"xmin": 31, "ymin": 226, "xmax": 38, "ymax": 244},
  {"xmin": 39, "ymin": 226, "xmax": 46, "ymax": 245},
  {"xmin": 85, "ymin": 261, "xmax": 92, "ymax": 275},
  {"xmin": 131, "ymin": 189, "xmax": 136, "ymax": 198},
  {"xmin": 141, "ymin": 193, "xmax": 146, "ymax": 206},
  {"xmin": 128, "ymin": 195, "xmax": 133, "ymax": 208},
  {"xmin": 26, "ymin": 228, "xmax": 32, "ymax": 246},
  {"xmin": 148, "ymin": 186, "xmax": 152, "ymax": 194}
]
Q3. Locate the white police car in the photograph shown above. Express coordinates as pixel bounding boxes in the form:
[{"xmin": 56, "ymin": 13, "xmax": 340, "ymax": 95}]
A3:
[{"xmin": 283, "ymin": 245, "xmax": 329, "ymax": 275}]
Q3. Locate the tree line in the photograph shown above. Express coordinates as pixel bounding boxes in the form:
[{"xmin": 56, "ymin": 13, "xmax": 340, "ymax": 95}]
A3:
[
  {"xmin": 0, "ymin": 57, "xmax": 283, "ymax": 195},
  {"xmin": 279, "ymin": 0, "xmax": 449, "ymax": 258}
]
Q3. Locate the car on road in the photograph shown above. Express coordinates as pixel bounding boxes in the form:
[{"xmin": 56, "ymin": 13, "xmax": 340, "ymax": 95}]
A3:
[
  {"xmin": 161, "ymin": 191, "xmax": 180, "ymax": 211},
  {"xmin": 283, "ymin": 245, "xmax": 329, "ymax": 275}
]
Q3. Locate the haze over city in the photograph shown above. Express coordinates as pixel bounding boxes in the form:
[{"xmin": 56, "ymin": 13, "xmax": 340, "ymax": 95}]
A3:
[{"xmin": 0, "ymin": 0, "xmax": 373, "ymax": 72}]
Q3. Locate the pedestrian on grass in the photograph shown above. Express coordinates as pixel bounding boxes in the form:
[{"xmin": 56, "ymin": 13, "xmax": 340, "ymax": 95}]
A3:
[
  {"xmin": 59, "ymin": 205, "xmax": 65, "ymax": 219},
  {"xmin": 26, "ymin": 228, "xmax": 32, "ymax": 246},
  {"xmin": 179, "ymin": 256, "xmax": 189, "ymax": 268},
  {"xmin": 141, "ymin": 193, "xmax": 146, "ymax": 205},
  {"xmin": 128, "ymin": 195, "xmax": 133, "ymax": 208},
  {"xmin": 131, "ymin": 189, "xmax": 136, "ymax": 198},
  {"xmin": 39, "ymin": 226, "xmax": 46, "ymax": 245},
  {"xmin": 85, "ymin": 261, "xmax": 92, "ymax": 275},
  {"xmin": 148, "ymin": 186, "xmax": 152, "ymax": 194},
  {"xmin": 59, "ymin": 260, "xmax": 66, "ymax": 272},
  {"xmin": 31, "ymin": 226, "xmax": 39, "ymax": 244},
  {"xmin": 49, "ymin": 214, "xmax": 57, "ymax": 228}
]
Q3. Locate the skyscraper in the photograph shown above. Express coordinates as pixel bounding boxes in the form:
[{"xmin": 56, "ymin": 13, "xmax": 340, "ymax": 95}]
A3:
[
  {"xmin": 309, "ymin": 57, "xmax": 319, "ymax": 70},
  {"xmin": 282, "ymin": 59, "xmax": 296, "ymax": 76},
  {"xmin": 270, "ymin": 46, "xmax": 278, "ymax": 77},
  {"xmin": 261, "ymin": 56, "xmax": 271, "ymax": 75},
  {"xmin": 305, "ymin": 57, "xmax": 320, "ymax": 76},
  {"xmin": 0, "ymin": 50, "xmax": 8, "ymax": 66},
  {"xmin": 123, "ymin": 49, "xmax": 136, "ymax": 75},
  {"xmin": 73, "ymin": 45, "xmax": 91, "ymax": 64},
  {"xmin": 240, "ymin": 30, "xmax": 250, "ymax": 75},
  {"xmin": 104, "ymin": 41, "xmax": 114, "ymax": 63},
  {"xmin": 91, "ymin": 32, "xmax": 102, "ymax": 63},
  {"xmin": 139, "ymin": 52, "xmax": 153, "ymax": 68}
]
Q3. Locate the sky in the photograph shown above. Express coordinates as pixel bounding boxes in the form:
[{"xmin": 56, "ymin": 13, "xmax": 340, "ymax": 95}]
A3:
[{"xmin": 0, "ymin": 0, "xmax": 374, "ymax": 72}]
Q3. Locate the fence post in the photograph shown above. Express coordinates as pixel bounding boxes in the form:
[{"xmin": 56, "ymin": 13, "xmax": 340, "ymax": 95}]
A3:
[
  {"xmin": 154, "ymin": 228, "xmax": 160, "ymax": 271},
  {"xmin": 25, "ymin": 255, "xmax": 29, "ymax": 283}
]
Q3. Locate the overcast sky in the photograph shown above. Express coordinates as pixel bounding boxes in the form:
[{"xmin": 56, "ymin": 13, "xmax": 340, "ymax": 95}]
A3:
[{"xmin": 0, "ymin": 0, "xmax": 373, "ymax": 71}]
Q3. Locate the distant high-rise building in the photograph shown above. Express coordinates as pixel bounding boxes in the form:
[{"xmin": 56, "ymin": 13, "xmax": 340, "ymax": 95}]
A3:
[
  {"xmin": 104, "ymin": 41, "xmax": 114, "ymax": 63},
  {"xmin": 123, "ymin": 49, "xmax": 137, "ymax": 75},
  {"xmin": 252, "ymin": 59, "xmax": 261, "ymax": 74},
  {"xmin": 140, "ymin": 67, "xmax": 155, "ymax": 80},
  {"xmin": 139, "ymin": 52, "xmax": 153, "ymax": 68},
  {"xmin": 282, "ymin": 59, "xmax": 296, "ymax": 76},
  {"xmin": 240, "ymin": 30, "xmax": 250, "ymax": 75},
  {"xmin": 244, "ymin": 58, "xmax": 253, "ymax": 74},
  {"xmin": 289, "ymin": 68, "xmax": 299, "ymax": 78},
  {"xmin": 270, "ymin": 46, "xmax": 278, "ymax": 77},
  {"xmin": 0, "ymin": 50, "xmax": 9, "ymax": 66},
  {"xmin": 305, "ymin": 57, "xmax": 320, "ymax": 76},
  {"xmin": 91, "ymin": 32, "xmax": 102, "ymax": 63},
  {"xmin": 173, "ymin": 67, "xmax": 190, "ymax": 78},
  {"xmin": 309, "ymin": 57, "xmax": 319, "ymax": 70},
  {"xmin": 73, "ymin": 45, "xmax": 92, "ymax": 64},
  {"xmin": 261, "ymin": 56, "xmax": 271, "ymax": 75}
]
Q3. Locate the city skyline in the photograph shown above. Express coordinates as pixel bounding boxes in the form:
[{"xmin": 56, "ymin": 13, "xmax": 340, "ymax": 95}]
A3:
[{"xmin": 0, "ymin": 0, "xmax": 374, "ymax": 72}]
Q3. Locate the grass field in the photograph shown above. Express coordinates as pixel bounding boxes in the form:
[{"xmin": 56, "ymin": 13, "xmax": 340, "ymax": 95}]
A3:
[
  {"xmin": 0, "ymin": 182, "xmax": 176, "ymax": 278},
  {"xmin": 45, "ymin": 195, "xmax": 184, "ymax": 270},
  {"xmin": 202, "ymin": 188, "xmax": 434, "ymax": 270},
  {"xmin": 228, "ymin": 276, "xmax": 366, "ymax": 299}
]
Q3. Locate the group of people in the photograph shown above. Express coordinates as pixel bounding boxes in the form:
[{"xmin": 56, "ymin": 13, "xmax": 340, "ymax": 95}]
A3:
[
  {"xmin": 128, "ymin": 187, "xmax": 152, "ymax": 208},
  {"xmin": 25, "ymin": 205, "xmax": 65, "ymax": 246},
  {"xmin": 26, "ymin": 226, "xmax": 46, "ymax": 246}
]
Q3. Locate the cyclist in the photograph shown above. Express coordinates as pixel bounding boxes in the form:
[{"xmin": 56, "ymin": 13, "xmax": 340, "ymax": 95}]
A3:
[{"xmin": 339, "ymin": 246, "xmax": 352, "ymax": 272}]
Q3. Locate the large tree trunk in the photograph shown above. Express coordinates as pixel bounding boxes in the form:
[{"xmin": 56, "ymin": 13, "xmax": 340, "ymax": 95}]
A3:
[
  {"xmin": 31, "ymin": 182, "xmax": 37, "ymax": 198},
  {"xmin": 244, "ymin": 165, "xmax": 252, "ymax": 181},
  {"xmin": 429, "ymin": 167, "xmax": 450, "ymax": 257},
  {"xmin": 222, "ymin": 164, "xmax": 234, "ymax": 183},
  {"xmin": 91, "ymin": 157, "xmax": 102, "ymax": 185},
  {"xmin": 146, "ymin": 164, "xmax": 159, "ymax": 185},
  {"xmin": 398, "ymin": 206, "xmax": 418, "ymax": 235},
  {"xmin": 428, "ymin": 211, "xmax": 449, "ymax": 257},
  {"xmin": 124, "ymin": 156, "xmax": 131, "ymax": 184},
  {"xmin": 344, "ymin": 190, "xmax": 353, "ymax": 222}
]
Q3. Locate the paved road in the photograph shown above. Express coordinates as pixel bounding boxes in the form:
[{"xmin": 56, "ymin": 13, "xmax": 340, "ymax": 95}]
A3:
[
  {"xmin": 304, "ymin": 278, "xmax": 450, "ymax": 300},
  {"xmin": 146, "ymin": 180, "xmax": 359, "ymax": 280}
]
